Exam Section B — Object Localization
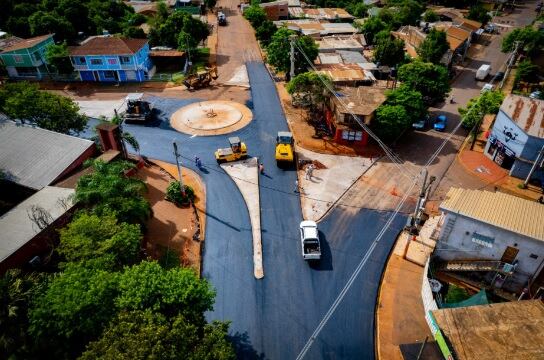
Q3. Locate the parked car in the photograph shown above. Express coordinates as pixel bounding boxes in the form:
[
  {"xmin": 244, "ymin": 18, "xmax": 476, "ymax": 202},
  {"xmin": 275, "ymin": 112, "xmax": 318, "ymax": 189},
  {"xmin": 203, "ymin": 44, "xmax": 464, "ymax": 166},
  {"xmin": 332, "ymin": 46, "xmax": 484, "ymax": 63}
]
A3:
[
  {"xmin": 476, "ymin": 64, "xmax": 491, "ymax": 80},
  {"xmin": 412, "ymin": 114, "xmax": 430, "ymax": 130},
  {"xmin": 299, "ymin": 221, "xmax": 321, "ymax": 261},
  {"xmin": 434, "ymin": 115, "xmax": 447, "ymax": 131},
  {"xmin": 481, "ymin": 83, "xmax": 494, "ymax": 93},
  {"xmin": 530, "ymin": 90, "xmax": 542, "ymax": 99},
  {"xmin": 484, "ymin": 24, "xmax": 496, "ymax": 33},
  {"xmin": 493, "ymin": 71, "xmax": 505, "ymax": 82}
]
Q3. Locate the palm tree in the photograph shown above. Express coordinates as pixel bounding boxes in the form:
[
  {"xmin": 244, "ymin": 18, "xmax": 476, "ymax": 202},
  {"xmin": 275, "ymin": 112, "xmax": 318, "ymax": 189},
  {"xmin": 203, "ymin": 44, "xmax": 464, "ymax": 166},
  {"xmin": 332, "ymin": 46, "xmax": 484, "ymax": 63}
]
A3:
[{"xmin": 110, "ymin": 115, "xmax": 140, "ymax": 154}]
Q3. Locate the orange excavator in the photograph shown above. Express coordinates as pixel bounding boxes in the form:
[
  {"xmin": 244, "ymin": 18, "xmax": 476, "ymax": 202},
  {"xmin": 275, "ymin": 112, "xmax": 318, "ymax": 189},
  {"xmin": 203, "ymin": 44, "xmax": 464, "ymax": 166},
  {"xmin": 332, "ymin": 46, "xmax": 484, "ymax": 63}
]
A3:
[{"xmin": 183, "ymin": 65, "xmax": 218, "ymax": 90}]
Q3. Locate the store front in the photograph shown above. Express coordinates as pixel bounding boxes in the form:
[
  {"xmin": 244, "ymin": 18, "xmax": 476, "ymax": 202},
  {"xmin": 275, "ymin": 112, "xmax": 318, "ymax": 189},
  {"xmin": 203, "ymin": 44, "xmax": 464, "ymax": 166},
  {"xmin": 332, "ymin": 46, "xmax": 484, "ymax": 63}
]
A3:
[{"xmin": 486, "ymin": 136, "xmax": 516, "ymax": 169}]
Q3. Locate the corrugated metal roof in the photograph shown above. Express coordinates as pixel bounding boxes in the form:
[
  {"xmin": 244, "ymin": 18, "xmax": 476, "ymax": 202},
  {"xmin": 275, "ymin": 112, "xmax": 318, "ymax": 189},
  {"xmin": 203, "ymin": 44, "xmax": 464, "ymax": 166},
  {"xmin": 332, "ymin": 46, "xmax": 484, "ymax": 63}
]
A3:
[
  {"xmin": 500, "ymin": 94, "xmax": 544, "ymax": 138},
  {"xmin": 0, "ymin": 34, "xmax": 53, "ymax": 53},
  {"xmin": 0, "ymin": 120, "xmax": 94, "ymax": 190},
  {"xmin": 0, "ymin": 186, "xmax": 75, "ymax": 262},
  {"xmin": 440, "ymin": 187, "xmax": 544, "ymax": 241}
]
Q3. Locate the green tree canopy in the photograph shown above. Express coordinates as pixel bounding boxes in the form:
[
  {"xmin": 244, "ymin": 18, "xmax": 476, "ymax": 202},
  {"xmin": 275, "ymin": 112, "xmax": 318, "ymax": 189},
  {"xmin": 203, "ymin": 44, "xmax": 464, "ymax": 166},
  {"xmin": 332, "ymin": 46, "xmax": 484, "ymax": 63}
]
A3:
[
  {"xmin": 243, "ymin": 5, "xmax": 267, "ymax": 27},
  {"xmin": 416, "ymin": 29, "xmax": 450, "ymax": 64},
  {"xmin": 384, "ymin": 85, "xmax": 427, "ymax": 123},
  {"xmin": 501, "ymin": 26, "xmax": 544, "ymax": 57},
  {"xmin": 373, "ymin": 31, "xmax": 405, "ymax": 67},
  {"xmin": 378, "ymin": 0, "xmax": 424, "ymax": 28},
  {"xmin": 79, "ymin": 310, "xmax": 235, "ymax": 360},
  {"xmin": 115, "ymin": 261, "xmax": 215, "ymax": 322},
  {"xmin": 255, "ymin": 20, "xmax": 277, "ymax": 46},
  {"xmin": 346, "ymin": 2, "xmax": 369, "ymax": 18},
  {"xmin": 423, "ymin": 9, "xmax": 439, "ymax": 23},
  {"xmin": 149, "ymin": 11, "xmax": 209, "ymax": 48},
  {"xmin": 515, "ymin": 59, "xmax": 540, "ymax": 85},
  {"xmin": 45, "ymin": 42, "xmax": 74, "ymax": 74},
  {"xmin": 0, "ymin": 82, "xmax": 87, "ymax": 134},
  {"xmin": 397, "ymin": 61, "xmax": 451, "ymax": 104},
  {"xmin": 75, "ymin": 160, "xmax": 151, "ymax": 225},
  {"xmin": 29, "ymin": 264, "xmax": 120, "ymax": 356},
  {"xmin": 266, "ymin": 28, "xmax": 318, "ymax": 79},
  {"xmin": 467, "ymin": 2, "xmax": 491, "ymax": 24},
  {"xmin": 286, "ymin": 71, "xmax": 332, "ymax": 109},
  {"xmin": 373, "ymin": 104, "xmax": 410, "ymax": 141},
  {"xmin": 29, "ymin": 11, "xmax": 76, "ymax": 43},
  {"xmin": 359, "ymin": 17, "xmax": 390, "ymax": 45},
  {"xmin": 58, "ymin": 212, "xmax": 142, "ymax": 270},
  {"xmin": 459, "ymin": 90, "xmax": 504, "ymax": 129}
]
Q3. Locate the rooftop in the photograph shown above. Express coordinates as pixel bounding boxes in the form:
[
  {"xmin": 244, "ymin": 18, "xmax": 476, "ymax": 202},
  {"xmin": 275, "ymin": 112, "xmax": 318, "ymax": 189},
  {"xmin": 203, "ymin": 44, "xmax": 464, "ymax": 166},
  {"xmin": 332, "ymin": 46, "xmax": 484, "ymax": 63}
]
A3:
[
  {"xmin": 432, "ymin": 300, "xmax": 544, "ymax": 360},
  {"xmin": 440, "ymin": 187, "xmax": 544, "ymax": 241},
  {"xmin": 0, "ymin": 120, "xmax": 94, "ymax": 190},
  {"xmin": 0, "ymin": 186, "xmax": 75, "ymax": 263},
  {"xmin": 332, "ymin": 86, "xmax": 387, "ymax": 115},
  {"xmin": 0, "ymin": 35, "xmax": 23, "ymax": 52},
  {"xmin": 445, "ymin": 26, "xmax": 471, "ymax": 50},
  {"xmin": 316, "ymin": 36, "xmax": 365, "ymax": 52},
  {"xmin": 69, "ymin": 36, "xmax": 148, "ymax": 56},
  {"xmin": 260, "ymin": 0, "xmax": 288, "ymax": 7},
  {"xmin": 500, "ymin": 94, "xmax": 544, "ymax": 138},
  {"xmin": 0, "ymin": 34, "xmax": 53, "ymax": 53},
  {"xmin": 303, "ymin": 8, "xmax": 354, "ymax": 21},
  {"xmin": 275, "ymin": 20, "xmax": 358, "ymax": 36}
]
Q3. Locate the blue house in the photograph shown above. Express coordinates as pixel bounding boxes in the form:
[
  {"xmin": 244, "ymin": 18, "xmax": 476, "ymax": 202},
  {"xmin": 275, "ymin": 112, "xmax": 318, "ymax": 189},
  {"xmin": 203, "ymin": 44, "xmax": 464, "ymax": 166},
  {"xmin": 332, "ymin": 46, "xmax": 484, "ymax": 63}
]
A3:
[{"xmin": 69, "ymin": 36, "xmax": 154, "ymax": 82}]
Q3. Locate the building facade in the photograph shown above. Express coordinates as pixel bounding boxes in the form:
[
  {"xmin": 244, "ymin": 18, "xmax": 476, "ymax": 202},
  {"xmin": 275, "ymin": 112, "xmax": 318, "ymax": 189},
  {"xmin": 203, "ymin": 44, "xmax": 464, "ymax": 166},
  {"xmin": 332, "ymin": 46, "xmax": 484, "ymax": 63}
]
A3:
[
  {"xmin": 484, "ymin": 94, "xmax": 544, "ymax": 184},
  {"xmin": 434, "ymin": 187, "xmax": 544, "ymax": 293},
  {"xmin": 0, "ymin": 34, "xmax": 54, "ymax": 79},
  {"xmin": 69, "ymin": 36, "xmax": 154, "ymax": 83}
]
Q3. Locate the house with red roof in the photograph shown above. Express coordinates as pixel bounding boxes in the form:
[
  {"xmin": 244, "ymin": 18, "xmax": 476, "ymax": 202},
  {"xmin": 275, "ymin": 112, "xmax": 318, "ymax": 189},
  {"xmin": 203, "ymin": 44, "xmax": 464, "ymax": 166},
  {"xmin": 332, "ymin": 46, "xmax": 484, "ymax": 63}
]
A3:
[{"xmin": 69, "ymin": 36, "xmax": 155, "ymax": 82}]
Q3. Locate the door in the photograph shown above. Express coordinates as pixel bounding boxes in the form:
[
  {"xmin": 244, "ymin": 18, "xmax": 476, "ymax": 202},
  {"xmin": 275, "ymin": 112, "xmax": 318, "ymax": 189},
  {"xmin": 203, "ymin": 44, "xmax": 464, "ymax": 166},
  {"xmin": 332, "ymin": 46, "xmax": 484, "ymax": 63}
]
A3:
[{"xmin": 501, "ymin": 246, "xmax": 519, "ymax": 263}]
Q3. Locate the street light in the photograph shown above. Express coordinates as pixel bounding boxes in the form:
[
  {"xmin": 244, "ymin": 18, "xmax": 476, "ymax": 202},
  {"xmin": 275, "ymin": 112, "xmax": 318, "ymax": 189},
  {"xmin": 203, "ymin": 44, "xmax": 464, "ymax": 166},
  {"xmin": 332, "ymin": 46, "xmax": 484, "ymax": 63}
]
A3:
[{"xmin": 172, "ymin": 134, "xmax": 198, "ymax": 195}]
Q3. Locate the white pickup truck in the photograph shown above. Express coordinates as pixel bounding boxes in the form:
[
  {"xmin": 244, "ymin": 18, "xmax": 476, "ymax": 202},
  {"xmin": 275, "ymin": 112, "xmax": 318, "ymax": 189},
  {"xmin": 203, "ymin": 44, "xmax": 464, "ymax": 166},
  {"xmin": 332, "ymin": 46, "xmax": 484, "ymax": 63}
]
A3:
[{"xmin": 299, "ymin": 221, "xmax": 321, "ymax": 260}]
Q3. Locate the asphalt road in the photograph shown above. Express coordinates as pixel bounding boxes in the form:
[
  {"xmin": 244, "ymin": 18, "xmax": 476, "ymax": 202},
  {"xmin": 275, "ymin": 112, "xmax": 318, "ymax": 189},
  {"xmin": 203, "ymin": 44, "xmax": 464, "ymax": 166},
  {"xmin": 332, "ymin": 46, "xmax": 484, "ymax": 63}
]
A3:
[{"xmin": 82, "ymin": 62, "xmax": 406, "ymax": 359}]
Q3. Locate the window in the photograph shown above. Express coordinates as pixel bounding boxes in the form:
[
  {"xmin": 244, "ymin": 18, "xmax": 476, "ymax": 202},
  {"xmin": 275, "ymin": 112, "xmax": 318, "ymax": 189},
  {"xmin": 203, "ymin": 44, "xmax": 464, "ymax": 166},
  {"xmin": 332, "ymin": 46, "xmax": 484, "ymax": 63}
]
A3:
[
  {"xmin": 107, "ymin": 58, "xmax": 117, "ymax": 65},
  {"xmin": 79, "ymin": 57, "xmax": 86, "ymax": 64},
  {"xmin": 31, "ymin": 52, "xmax": 40, "ymax": 62},
  {"xmin": 90, "ymin": 58, "xmax": 103, "ymax": 65},
  {"xmin": 13, "ymin": 55, "xmax": 23, "ymax": 63},
  {"xmin": 471, "ymin": 233, "xmax": 494, "ymax": 248},
  {"xmin": 119, "ymin": 56, "xmax": 131, "ymax": 64},
  {"xmin": 342, "ymin": 130, "xmax": 363, "ymax": 141}
]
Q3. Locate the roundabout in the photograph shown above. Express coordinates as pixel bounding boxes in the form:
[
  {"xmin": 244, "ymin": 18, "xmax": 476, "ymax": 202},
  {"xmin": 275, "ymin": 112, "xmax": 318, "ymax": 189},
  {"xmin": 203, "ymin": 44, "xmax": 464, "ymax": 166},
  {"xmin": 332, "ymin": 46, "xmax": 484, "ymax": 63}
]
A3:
[{"xmin": 170, "ymin": 100, "xmax": 253, "ymax": 136}]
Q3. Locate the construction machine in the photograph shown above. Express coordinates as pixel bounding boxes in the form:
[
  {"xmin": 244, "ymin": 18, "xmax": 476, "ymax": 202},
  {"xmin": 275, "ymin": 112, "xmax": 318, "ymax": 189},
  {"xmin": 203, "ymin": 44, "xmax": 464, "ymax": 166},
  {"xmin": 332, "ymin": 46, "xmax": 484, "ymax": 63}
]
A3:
[
  {"xmin": 215, "ymin": 137, "xmax": 248, "ymax": 163},
  {"xmin": 218, "ymin": 11, "xmax": 227, "ymax": 26},
  {"xmin": 275, "ymin": 131, "xmax": 294, "ymax": 166},
  {"xmin": 122, "ymin": 93, "xmax": 153, "ymax": 123},
  {"xmin": 183, "ymin": 65, "xmax": 218, "ymax": 90}
]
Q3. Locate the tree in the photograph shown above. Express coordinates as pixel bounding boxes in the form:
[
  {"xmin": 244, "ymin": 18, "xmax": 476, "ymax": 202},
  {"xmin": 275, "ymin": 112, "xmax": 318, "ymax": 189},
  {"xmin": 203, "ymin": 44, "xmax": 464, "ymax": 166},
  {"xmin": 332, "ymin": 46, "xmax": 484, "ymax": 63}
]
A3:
[
  {"xmin": 397, "ymin": 61, "xmax": 451, "ymax": 104},
  {"xmin": 359, "ymin": 16, "xmax": 390, "ymax": 45},
  {"xmin": 29, "ymin": 264, "xmax": 120, "ymax": 357},
  {"xmin": 115, "ymin": 261, "xmax": 215, "ymax": 322},
  {"xmin": 0, "ymin": 82, "xmax": 87, "ymax": 135},
  {"xmin": 45, "ymin": 42, "xmax": 74, "ymax": 74},
  {"xmin": 166, "ymin": 181, "xmax": 195, "ymax": 206},
  {"xmin": 243, "ymin": 5, "xmax": 267, "ymax": 27},
  {"xmin": 255, "ymin": 20, "xmax": 277, "ymax": 46},
  {"xmin": 75, "ymin": 160, "xmax": 151, "ymax": 225},
  {"xmin": 123, "ymin": 27, "xmax": 147, "ymax": 39},
  {"xmin": 80, "ymin": 310, "xmax": 235, "ymax": 360},
  {"xmin": 384, "ymin": 85, "xmax": 427, "ymax": 124},
  {"xmin": 378, "ymin": 0, "xmax": 424, "ymax": 28},
  {"xmin": 149, "ymin": 11, "xmax": 209, "ymax": 48},
  {"xmin": 416, "ymin": 29, "xmax": 450, "ymax": 64},
  {"xmin": 515, "ymin": 59, "xmax": 540, "ymax": 85},
  {"xmin": 423, "ymin": 9, "xmax": 439, "ymax": 23},
  {"xmin": 58, "ymin": 212, "xmax": 142, "ymax": 270},
  {"xmin": 373, "ymin": 105, "xmax": 410, "ymax": 141},
  {"xmin": 28, "ymin": 11, "xmax": 76, "ymax": 43},
  {"xmin": 467, "ymin": 2, "xmax": 491, "ymax": 24},
  {"xmin": 286, "ymin": 71, "xmax": 332, "ymax": 109},
  {"xmin": 459, "ymin": 90, "xmax": 504, "ymax": 148},
  {"xmin": 266, "ymin": 28, "xmax": 318, "ymax": 79},
  {"xmin": 501, "ymin": 26, "xmax": 544, "ymax": 56},
  {"xmin": 373, "ymin": 31, "xmax": 405, "ymax": 67},
  {"xmin": 346, "ymin": 2, "xmax": 369, "ymax": 18},
  {"xmin": 0, "ymin": 270, "xmax": 50, "ymax": 359},
  {"xmin": 105, "ymin": 115, "xmax": 141, "ymax": 153}
]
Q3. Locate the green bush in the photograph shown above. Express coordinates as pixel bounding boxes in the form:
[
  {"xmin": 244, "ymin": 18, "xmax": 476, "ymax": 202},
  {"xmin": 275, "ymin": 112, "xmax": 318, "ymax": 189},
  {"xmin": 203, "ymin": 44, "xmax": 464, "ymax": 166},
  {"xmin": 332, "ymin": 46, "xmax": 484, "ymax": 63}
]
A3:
[{"xmin": 166, "ymin": 181, "xmax": 195, "ymax": 206}]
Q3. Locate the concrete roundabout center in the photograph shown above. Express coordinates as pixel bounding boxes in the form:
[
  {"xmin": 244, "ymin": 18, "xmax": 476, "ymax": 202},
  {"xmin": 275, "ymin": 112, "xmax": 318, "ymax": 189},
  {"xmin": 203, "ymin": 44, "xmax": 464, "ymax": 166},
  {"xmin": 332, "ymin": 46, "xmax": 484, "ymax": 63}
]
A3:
[{"xmin": 170, "ymin": 100, "xmax": 253, "ymax": 136}]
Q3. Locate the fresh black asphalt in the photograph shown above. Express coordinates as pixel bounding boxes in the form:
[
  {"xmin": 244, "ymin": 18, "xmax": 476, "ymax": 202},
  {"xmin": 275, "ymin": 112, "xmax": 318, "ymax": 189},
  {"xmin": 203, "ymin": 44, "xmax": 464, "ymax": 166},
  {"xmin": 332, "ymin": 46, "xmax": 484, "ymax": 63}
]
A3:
[{"xmin": 82, "ymin": 62, "xmax": 406, "ymax": 359}]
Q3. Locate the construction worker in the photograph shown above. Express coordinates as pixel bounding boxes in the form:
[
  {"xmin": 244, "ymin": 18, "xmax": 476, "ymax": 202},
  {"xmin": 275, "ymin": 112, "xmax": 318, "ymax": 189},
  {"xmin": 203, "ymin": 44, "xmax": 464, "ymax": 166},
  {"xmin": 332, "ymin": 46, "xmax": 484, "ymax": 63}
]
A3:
[{"xmin": 259, "ymin": 163, "xmax": 264, "ymax": 174}]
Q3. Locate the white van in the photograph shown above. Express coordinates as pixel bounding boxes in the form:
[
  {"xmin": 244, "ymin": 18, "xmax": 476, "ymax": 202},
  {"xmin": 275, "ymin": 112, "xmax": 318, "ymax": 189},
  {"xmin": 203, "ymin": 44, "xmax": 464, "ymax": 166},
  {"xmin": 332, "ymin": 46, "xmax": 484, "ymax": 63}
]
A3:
[{"xmin": 476, "ymin": 64, "xmax": 491, "ymax": 81}]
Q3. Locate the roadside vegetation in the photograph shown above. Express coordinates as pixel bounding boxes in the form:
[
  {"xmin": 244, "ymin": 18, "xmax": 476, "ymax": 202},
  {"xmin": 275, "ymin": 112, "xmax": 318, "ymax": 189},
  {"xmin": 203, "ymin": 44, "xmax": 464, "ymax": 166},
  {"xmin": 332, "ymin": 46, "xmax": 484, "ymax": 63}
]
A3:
[{"xmin": 0, "ymin": 160, "xmax": 236, "ymax": 359}]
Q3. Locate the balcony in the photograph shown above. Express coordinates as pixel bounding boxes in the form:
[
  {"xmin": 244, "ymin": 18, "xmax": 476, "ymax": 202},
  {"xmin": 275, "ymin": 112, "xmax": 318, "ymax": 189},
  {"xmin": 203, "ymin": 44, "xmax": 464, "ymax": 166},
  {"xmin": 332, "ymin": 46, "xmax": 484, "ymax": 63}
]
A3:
[{"xmin": 73, "ymin": 64, "xmax": 89, "ymax": 71}]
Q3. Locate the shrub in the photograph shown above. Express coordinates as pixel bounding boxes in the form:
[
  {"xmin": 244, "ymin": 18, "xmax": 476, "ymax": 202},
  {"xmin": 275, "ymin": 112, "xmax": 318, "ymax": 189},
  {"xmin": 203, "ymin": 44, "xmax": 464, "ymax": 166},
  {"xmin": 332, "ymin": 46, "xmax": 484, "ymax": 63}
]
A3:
[{"xmin": 166, "ymin": 181, "xmax": 195, "ymax": 206}]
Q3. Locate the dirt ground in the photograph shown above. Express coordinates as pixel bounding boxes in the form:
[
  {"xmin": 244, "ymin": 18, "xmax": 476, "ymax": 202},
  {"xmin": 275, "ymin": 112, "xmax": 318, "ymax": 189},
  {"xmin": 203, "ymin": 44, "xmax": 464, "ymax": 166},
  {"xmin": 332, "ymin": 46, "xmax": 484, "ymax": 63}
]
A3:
[
  {"xmin": 275, "ymin": 82, "xmax": 382, "ymax": 157},
  {"xmin": 137, "ymin": 163, "xmax": 205, "ymax": 272}
]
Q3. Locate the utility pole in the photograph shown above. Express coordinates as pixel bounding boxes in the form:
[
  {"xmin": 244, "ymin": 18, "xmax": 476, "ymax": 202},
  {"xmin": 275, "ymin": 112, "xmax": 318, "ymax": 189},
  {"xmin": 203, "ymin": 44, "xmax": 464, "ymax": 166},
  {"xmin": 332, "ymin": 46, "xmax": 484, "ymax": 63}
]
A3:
[
  {"xmin": 524, "ymin": 144, "xmax": 544, "ymax": 187},
  {"xmin": 411, "ymin": 169, "xmax": 436, "ymax": 233},
  {"xmin": 172, "ymin": 141, "xmax": 185, "ymax": 195},
  {"xmin": 500, "ymin": 40, "xmax": 521, "ymax": 89},
  {"xmin": 289, "ymin": 34, "xmax": 297, "ymax": 80}
]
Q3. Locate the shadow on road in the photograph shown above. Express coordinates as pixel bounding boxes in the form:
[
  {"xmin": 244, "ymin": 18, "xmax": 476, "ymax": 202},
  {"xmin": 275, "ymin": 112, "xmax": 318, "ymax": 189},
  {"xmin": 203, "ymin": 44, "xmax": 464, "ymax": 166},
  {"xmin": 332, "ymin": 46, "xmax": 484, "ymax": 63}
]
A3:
[
  {"xmin": 309, "ymin": 230, "xmax": 333, "ymax": 271},
  {"xmin": 229, "ymin": 332, "xmax": 266, "ymax": 360},
  {"xmin": 205, "ymin": 211, "xmax": 242, "ymax": 232}
]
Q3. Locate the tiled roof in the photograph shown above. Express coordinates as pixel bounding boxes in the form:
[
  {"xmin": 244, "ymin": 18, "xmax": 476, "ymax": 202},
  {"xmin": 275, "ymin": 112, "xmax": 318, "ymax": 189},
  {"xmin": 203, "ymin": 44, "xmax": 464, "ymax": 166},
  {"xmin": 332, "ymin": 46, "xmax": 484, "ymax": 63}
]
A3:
[
  {"xmin": 440, "ymin": 187, "xmax": 544, "ymax": 241},
  {"xmin": 499, "ymin": 94, "xmax": 544, "ymax": 138},
  {"xmin": 0, "ymin": 34, "xmax": 53, "ymax": 53},
  {"xmin": 332, "ymin": 85, "xmax": 387, "ymax": 115},
  {"xmin": 69, "ymin": 36, "xmax": 148, "ymax": 56}
]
